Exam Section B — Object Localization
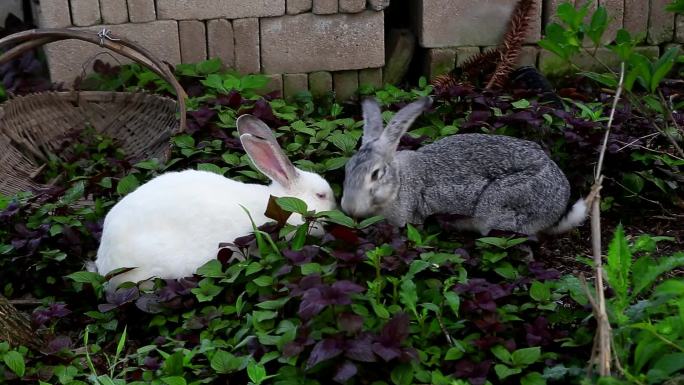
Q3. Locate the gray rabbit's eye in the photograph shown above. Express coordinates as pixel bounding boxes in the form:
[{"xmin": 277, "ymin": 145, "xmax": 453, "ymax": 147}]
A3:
[{"xmin": 371, "ymin": 169, "xmax": 381, "ymax": 181}]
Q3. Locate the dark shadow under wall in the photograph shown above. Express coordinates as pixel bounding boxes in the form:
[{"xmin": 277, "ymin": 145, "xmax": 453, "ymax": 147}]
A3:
[{"xmin": 383, "ymin": 0, "xmax": 426, "ymax": 87}]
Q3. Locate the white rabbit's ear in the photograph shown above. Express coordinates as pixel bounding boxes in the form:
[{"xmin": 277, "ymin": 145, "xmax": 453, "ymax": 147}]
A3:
[
  {"xmin": 236, "ymin": 114, "xmax": 278, "ymax": 143},
  {"xmin": 361, "ymin": 98, "xmax": 384, "ymax": 146},
  {"xmin": 240, "ymin": 133, "xmax": 298, "ymax": 187},
  {"xmin": 380, "ymin": 97, "xmax": 432, "ymax": 151}
]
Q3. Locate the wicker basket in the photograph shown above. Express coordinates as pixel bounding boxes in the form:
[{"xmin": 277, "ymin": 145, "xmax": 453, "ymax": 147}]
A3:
[{"xmin": 0, "ymin": 28, "xmax": 188, "ymax": 196}]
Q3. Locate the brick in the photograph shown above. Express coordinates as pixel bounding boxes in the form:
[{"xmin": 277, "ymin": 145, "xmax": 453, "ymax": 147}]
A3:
[
  {"xmin": 0, "ymin": 0, "xmax": 23, "ymax": 22},
  {"xmin": 359, "ymin": 67, "xmax": 383, "ymax": 89},
  {"xmin": 128, "ymin": 0, "xmax": 156, "ymax": 22},
  {"xmin": 100, "ymin": 0, "xmax": 128, "ymax": 24},
  {"xmin": 37, "ymin": 0, "xmax": 71, "ymax": 28},
  {"xmin": 424, "ymin": 48, "xmax": 455, "ymax": 80},
  {"xmin": 624, "ymin": 0, "xmax": 648, "ymax": 36},
  {"xmin": 664, "ymin": 43, "xmax": 682, "ymax": 55},
  {"xmin": 313, "ymin": 0, "xmax": 337, "ymax": 14},
  {"xmin": 648, "ymin": 0, "xmax": 674, "ymax": 44},
  {"xmin": 414, "ymin": 0, "xmax": 541, "ymax": 47},
  {"xmin": 207, "ymin": 19, "xmax": 235, "ymax": 69},
  {"xmin": 70, "ymin": 0, "xmax": 101, "ymax": 26},
  {"xmin": 339, "ymin": 0, "xmax": 366, "ymax": 13},
  {"xmin": 261, "ymin": 11, "xmax": 385, "ymax": 73},
  {"xmin": 179, "ymin": 20, "xmax": 207, "ymax": 64},
  {"xmin": 234, "ymin": 18, "xmax": 260, "ymax": 74},
  {"xmin": 44, "ymin": 21, "xmax": 181, "ymax": 84},
  {"xmin": 157, "ymin": 0, "xmax": 285, "ymax": 20},
  {"xmin": 383, "ymin": 29, "xmax": 415, "ymax": 85},
  {"xmin": 309, "ymin": 71, "xmax": 333, "ymax": 98},
  {"xmin": 283, "ymin": 73, "xmax": 309, "ymax": 100},
  {"xmin": 334, "ymin": 70, "xmax": 358, "ymax": 102},
  {"xmin": 368, "ymin": 0, "xmax": 390, "ymax": 10},
  {"xmin": 455, "ymin": 46, "xmax": 480, "ymax": 67},
  {"xmin": 600, "ymin": 0, "xmax": 624, "ymax": 43},
  {"xmin": 287, "ymin": 0, "xmax": 312, "ymax": 14},
  {"xmin": 542, "ymin": 0, "xmax": 564, "ymax": 24},
  {"xmin": 260, "ymin": 74, "xmax": 283, "ymax": 96}
]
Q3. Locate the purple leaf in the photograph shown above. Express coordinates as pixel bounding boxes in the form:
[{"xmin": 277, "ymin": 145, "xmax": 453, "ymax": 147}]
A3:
[
  {"xmin": 333, "ymin": 361, "xmax": 358, "ymax": 383},
  {"xmin": 42, "ymin": 335, "xmax": 72, "ymax": 355},
  {"xmin": 338, "ymin": 313, "xmax": 363, "ymax": 334},
  {"xmin": 306, "ymin": 338, "xmax": 344, "ymax": 369},
  {"xmin": 371, "ymin": 342, "xmax": 401, "ymax": 362},
  {"xmin": 331, "ymin": 281, "xmax": 365, "ymax": 295},
  {"xmin": 105, "ymin": 286, "xmax": 140, "ymax": 306},
  {"xmin": 345, "ymin": 333, "xmax": 376, "ymax": 362}
]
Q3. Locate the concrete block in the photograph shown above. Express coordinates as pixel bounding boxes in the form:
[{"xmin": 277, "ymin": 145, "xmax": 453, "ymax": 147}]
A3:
[
  {"xmin": 37, "ymin": 0, "xmax": 72, "ymax": 28},
  {"xmin": 677, "ymin": 15, "xmax": 684, "ymax": 43},
  {"xmin": 179, "ymin": 20, "xmax": 207, "ymax": 64},
  {"xmin": 518, "ymin": 46, "xmax": 538, "ymax": 67},
  {"xmin": 283, "ymin": 73, "xmax": 309, "ymax": 100},
  {"xmin": 368, "ymin": 0, "xmax": 390, "ymax": 10},
  {"xmin": 313, "ymin": 0, "xmax": 337, "ymax": 14},
  {"xmin": 455, "ymin": 46, "xmax": 481, "ymax": 67},
  {"xmin": 287, "ymin": 0, "xmax": 313, "ymax": 14},
  {"xmin": 127, "ymin": 0, "xmax": 156, "ymax": 22},
  {"xmin": 415, "ymin": 0, "xmax": 541, "ymax": 47},
  {"xmin": 234, "ymin": 18, "xmax": 260, "ymax": 74},
  {"xmin": 261, "ymin": 11, "xmax": 385, "ymax": 73},
  {"xmin": 44, "ymin": 21, "xmax": 181, "ymax": 85},
  {"xmin": 207, "ymin": 19, "xmax": 235, "ymax": 69},
  {"xmin": 600, "ymin": 0, "xmax": 624, "ymax": 43},
  {"xmin": 623, "ymin": 0, "xmax": 648, "ymax": 37},
  {"xmin": 425, "ymin": 48, "xmax": 455, "ymax": 80},
  {"xmin": 100, "ymin": 0, "xmax": 129, "ymax": 24},
  {"xmin": 648, "ymin": 0, "xmax": 674, "ymax": 44},
  {"xmin": 383, "ymin": 28, "xmax": 415, "ymax": 85},
  {"xmin": 309, "ymin": 71, "xmax": 333, "ymax": 98},
  {"xmin": 70, "ymin": 0, "xmax": 101, "ymax": 26},
  {"xmin": 260, "ymin": 74, "xmax": 283, "ymax": 96},
  {"xmin": 359, "ymin": 67, "xmax": 383, "ymax": 89},
  {"xmin": 0, "ymin": 0, "xmax": 23, "ymax": 23},
  {"xmin": 339, "ymin": 0, "xmax": 366, "ymax": 13},
  {"xmin": 542, "ymin": 0, "xmax": 564, "ymax": 24},
  {"xmin": 157, "ymin": 0, "xmax": 285, "ymax": 20},
  {"xmin": 334, "ymin": 70, "xmax": 358, "ymax": 102}
]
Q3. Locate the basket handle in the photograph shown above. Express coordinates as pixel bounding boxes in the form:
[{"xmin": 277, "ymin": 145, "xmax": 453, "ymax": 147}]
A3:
[{"xmin": 0, "ymin": 28, "xmax": 187, "ymax": 134}]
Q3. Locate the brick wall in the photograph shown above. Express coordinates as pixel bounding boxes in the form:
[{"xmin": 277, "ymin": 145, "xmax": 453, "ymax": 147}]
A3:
[
  {"xmin": 35, "ymin": 0, "xmax": 386, "ymax": 100},
  {"xmin": 35, "ymin": 0, "xmax": 680, "ymax": 97}
]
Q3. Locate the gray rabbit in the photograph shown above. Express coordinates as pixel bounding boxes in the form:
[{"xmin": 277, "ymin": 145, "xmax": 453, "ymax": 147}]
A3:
[{"xmin": 341, "ymin": 97, "xmax": 588, "ymax": 236}]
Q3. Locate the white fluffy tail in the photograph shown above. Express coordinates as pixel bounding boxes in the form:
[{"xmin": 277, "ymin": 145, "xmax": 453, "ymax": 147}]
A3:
[{"xmin": 545, "ymin": 198, "xmax": 589, "ymax": 235}]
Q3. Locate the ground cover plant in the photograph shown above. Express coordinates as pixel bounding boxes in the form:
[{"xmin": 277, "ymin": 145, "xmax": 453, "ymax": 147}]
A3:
[{"xmin": 0, "ymin": 2, "xmax": 683, "ymax": 384}]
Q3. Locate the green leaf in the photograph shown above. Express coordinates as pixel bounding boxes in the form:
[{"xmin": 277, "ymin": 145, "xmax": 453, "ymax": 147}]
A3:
[
  {"xmin": 632, "ymin": 253, "xmax": 684, "ymax": 297},
  {"xmin": 580, "ymin": 72, "xmax": 618, "ymax": 88},
  {"xmin": 587, "ymin": 6, "xmax": 608, "ymax": 45},
  {"xmin": 399, "ymin": 279, "xmax": 418, "ymax": 316},
  {"xmin": 406, "ymin": 224, "xmax": 422, "ymax": 244},
  {"xmin": 116, "ymin": 174, "xmax": 140, "ymax": 196},
  {"xmin": 161, "ymin": 377, "xmax": 187, "ymax": 385},
  {"xmin": 290, "ymin": 224, "xmax": 308, "ymax": 251},
  {"xmin": 211, "ymin": 350, "xmax": 245, "ymax": 374},
  {"xmin": 196, "ymin": 58, "xmax": 222, "ymax": 74},
  {"xmin": 201, "ymin": 74, "xmax": 225, "ymax": 91},
  {"xmin": 196, "ymin": 259, "xmax": 224, "ymax": 278},
  {"xmin": 247, "ymin": 361, "xmax": 268, "ymax": 384},
  {"xmin": 390, "ymin": 364, "xmax": 414, "ymax": 385},
  {"xmin": 115, "ymin": 326, "xmax": 127, "ymax": 359},
  {"xmin": 241, "ymin": 74, "xmax": 269, "ymax": 91},
  {"xmin": 3, "ymin": 351, "xmax": 25, "ymax": 377},
  {"xmin": 511, "ymin": 99, "xmax": 531, "ymax": 109},
  {"xmin": 622, "ymin": 173, "xmax": 645, "ymax": 194},
  {"xmin": 316, "ymin": 210, "xmax": 356, "ymax": 228},
  {"xmin": 253, "ymin": 275, "xmax": 274, "ymax": 287},
  {"xmin": 163, "ymin": 351, "xmax": 184, "ymax": 376},
  {"xmin": 197, "ymin": 163, "xmax": 225, "ymax": 175},
  {"xmin": 605, "ymin": 224, "xmax": 632, "ymax": 308},
  {"xmin": 444, "ymin": 291, "xmax": 460, "ymax": 316},
  {"xmin": 494, "ymin": 262, "xmax": 518, "ymax": 279},
  {"xmin": 358, "ymin": 216, "xmax": 385, "ymax": 228},
  {"xmin": 61, "ymin": 181, "xmax": 86, "ymax": 204},
  {"xmin": 276, "ymin": 197, "xmax": 309, "ymax": 215},
  {"xmin": 634, "ymin": 338, "xmax": 665, "ymax": 373},
  {"xmin": 651, "ymin": 47, "xmax": 678, "ymax": 92},
  {"xmin": 328, "ymin": 133, "xmax": 358, "ymax": 153},
  {"xmin": 253, "ymin": 310, "xmax": 278, "ymax": 323},
  {"xmin": 530, "ymin": 281, "xmax": 551, "ymax": 302},
  {"xmin": 491, "ymin": 345, "xmax": 512, "ymax": 365},
  {"xmin": 521, "ymin": 372, "xmax": 547, "ymax": 385},
  {"xmin": 256, "ymin": 297, "xmax": 290, "ymax": 310},
  {"xmin": 65, "ymin": 271, "xmax": 104, "ymax": 288},
  {"xmin": 494, "ymin": 364, "xmax": 521, "ymax": 380},
  {"xmin": 512, "ymin": 347, "xmax": 541, "ymax": 367},
  {"xmin": 444, "ymin": 347, "xmax": 464, "ymax": 360}
]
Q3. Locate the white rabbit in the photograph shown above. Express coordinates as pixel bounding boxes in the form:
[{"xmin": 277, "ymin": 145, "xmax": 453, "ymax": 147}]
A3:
[{"xmin": 94, "ymin": 115, "xmax": 336, "ymax": 289}]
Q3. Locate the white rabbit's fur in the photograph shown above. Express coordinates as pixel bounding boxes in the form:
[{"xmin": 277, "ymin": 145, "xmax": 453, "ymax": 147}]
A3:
[{"xmin": 94, "ymin": 115, "xmax": 335, "ymax": 289}]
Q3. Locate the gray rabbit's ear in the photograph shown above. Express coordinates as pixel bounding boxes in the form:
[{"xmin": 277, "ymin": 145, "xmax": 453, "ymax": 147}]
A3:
[
  {"xmin": 236, "ymin": 114, "xmax": 278, "ymax": 143},
  {"xmin": 240, "ymin": 133, "xmax": 298, "ymax": 187},
  {"xmin": 361, "ymin": 98, "xmax": 384, "ymax": 146},
  {"xmin": 380, "ymin": 97, "xmax": 432, "ymax": 150}
]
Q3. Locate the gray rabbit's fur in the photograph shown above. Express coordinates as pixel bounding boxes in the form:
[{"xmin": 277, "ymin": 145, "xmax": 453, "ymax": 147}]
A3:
[{"xmin": 341, "ymin": 97, "xmax": 587, "ymax": 236}]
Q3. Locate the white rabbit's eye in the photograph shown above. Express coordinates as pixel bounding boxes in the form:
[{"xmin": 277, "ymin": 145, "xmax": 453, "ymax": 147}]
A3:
[{"xmin": 316, "ymin": 192, "xmax": 327, "ymax": 199}]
